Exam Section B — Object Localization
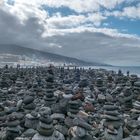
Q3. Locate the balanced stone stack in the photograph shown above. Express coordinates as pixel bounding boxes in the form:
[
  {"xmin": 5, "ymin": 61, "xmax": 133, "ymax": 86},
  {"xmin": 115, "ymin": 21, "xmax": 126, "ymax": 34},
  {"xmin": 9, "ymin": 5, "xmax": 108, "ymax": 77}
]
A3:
[
  {"xmin": 44, "ymin": 68, "xmax": 56, "ymax": 107},
  {"xmin": 133, "ymin": 81, "xmax": 140, "ymax": 98},
  {"xmin": 25, "ymin": 111, "xmax": 39, "ymax": 129},
  {"xmin": 23, "ymin": 96, "xmax": 36, "ymax": 111},
  {"xmin": 0, "ymin": 73, "xmax": 9, "ymax": 89},
  {"xmin": 70, "ymin": 117, "xmax": 93, "ymax": 140},
  {"xmin": 132, "ymin": 99, "xmax": 140, "ymax": 113},
  {"xmin": 63, "ymin": 88, "xmax": 73, "ymax": 99},
  {"xmin": 119, "ymin": 87, "xmax": 133, "ymax": 111},
  {"xmin": 75, "ymin": 69, "xmax": 80, "ymax": 83},
  {"xmin": 0, "ymin": 104, "xmax": 6, "ymax": 127},
  {"xmin": 0, "ymin": 89, "xmax": 7, "ymax": 101},
  {"xmin": 14, "ymin": 78, "xmax": 24, "ymax": 93},
  {"xmin": 130, "ymin": 75, "xmax": 138, "ymax": 86},
  {"xmin": 32, "ymin": 113, "xmax": 65, "ymax": 140},
  {"xmin": 15, "ymin": 78, "xmax": 23, "ymax": 88},
  {"xmin": 132, "ymin": 82, "xmax": 140, "ymax": 112},
  {"xmin": 123, "ymin": 87, "xmax": 133, "ymax": 110},
  {"xmin": 44, "ymin": 92, "xmax": 56, "ymax": 107},
  {"xmin": 96, "ymin": 77, "xmax": 106, "ymax": 93},
  {"xmin": 103, "ymin": 103, "xmax": 123, "ymax": 140},
  {"xmin": 67, "ymin": 100, "xmax": 80, "ymax": 118},
  {"xmin": 6, "ymin": 114, "xmax": 21, "ymax": 140},
  {"xmin": 51, "ymin": 113, "xmax": 68, "ymax": 136},
  {"xmin": 37, "ymin": 114, "xmax": 54, "ymax": 136},
  {"xmin": 65, "ymin": 100, "xmax": 80, "ymax": 128}
]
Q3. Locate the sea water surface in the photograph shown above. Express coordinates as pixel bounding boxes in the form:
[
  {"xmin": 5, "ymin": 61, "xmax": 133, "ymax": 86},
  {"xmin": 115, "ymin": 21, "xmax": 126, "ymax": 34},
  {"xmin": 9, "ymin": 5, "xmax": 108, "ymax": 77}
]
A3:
[{"xmin": 85, "ymin": 66, "xmax": 140, "ymax": 76}]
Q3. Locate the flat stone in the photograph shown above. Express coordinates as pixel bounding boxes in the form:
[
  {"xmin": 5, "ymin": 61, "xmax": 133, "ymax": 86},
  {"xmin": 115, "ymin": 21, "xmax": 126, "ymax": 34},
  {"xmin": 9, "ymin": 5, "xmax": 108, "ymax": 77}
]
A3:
[
  {"xmin": 22, "ymin": 129, "xmax": 37, "ymax": 137},
  {"xmin": 37, "ymin": 126, "xmax": 54, "ymax": 136},
  {"xmin": 39, "ymin": 107, "xmax": 51, "ymax": 115},
  {"xmin": 55, "ymin": 124, "xmax": 68, "ymax": 136},
  {"xmin": 51, "ymin": 113, "xmax": 65, "ymax": 120},
  {"xmin": 134, "ymin": 81, "xmax": 140, "ymax": 87},
  {"xmin": 127, "ymin": 120, "xmax": 140, "ymax": 130},
  {"xmin": 24, "ymin": 103, "xmax": 36, "ymax": 110},
  {"xmin": 7, "ymin": 120, "xmax": 20, "ymax": 127},
  {"xmin": 23, "ymin": 96, "xmax": 34, "ymax": 105},
  {"xmin": 104, "ymin": 105, "xmax": 119, "ymax": 110},
  {"xmin": 98, "ymin": 94, "xmax": 106, "ymax": 102},
  {"xmin": 104, "ymin": 126, "xmax": 123, "ymax": 140},
  {"xmin": 73, "ymin": 118, "xmax": 92, "ymax": 130},
  {"xmin": 104, "ymin": 110, "xmax": 120, "ymax": 116},
  {"xmin": 40, "ymin": 116, "xmax": 53, "ymax": 124},
  {"xmin": 123, "ymin": 136, "xmax": 140, "ymax": 140},
  {"xmin": 32, "ymin": 131, "xmax": 65, "ymax": 140},
  {"xmin": 104, "ymin": 120, "xmax": 123, "ymax": 129},
  {"xmin": 105, "ymin": 93, "xmax": 113, "ymax": 102},
  {"xmin": 102, "ymin": 114, "xmax": 121, "ymax": 121},
  {"xmin": 39, "ymin": 121, "xmax": 53, "ymax": 129},
  {"xmin": 16, "ymin": 100, "xmax": 23, "ymax": 109},
  {"xmin": 7, "ymin": 126, "xmax": 20, "ymax": 133},
  {"xmin": 25, "ymin": 117, "xmax": 39, "ymax": 129}
]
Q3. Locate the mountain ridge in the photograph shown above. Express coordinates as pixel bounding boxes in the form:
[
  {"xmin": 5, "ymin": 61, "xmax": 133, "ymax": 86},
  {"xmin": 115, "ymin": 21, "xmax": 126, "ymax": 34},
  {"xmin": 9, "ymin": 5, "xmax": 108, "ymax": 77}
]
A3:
[{"xmin": 0, "ymin": 44, "xmax": 109, "ymax": 66}]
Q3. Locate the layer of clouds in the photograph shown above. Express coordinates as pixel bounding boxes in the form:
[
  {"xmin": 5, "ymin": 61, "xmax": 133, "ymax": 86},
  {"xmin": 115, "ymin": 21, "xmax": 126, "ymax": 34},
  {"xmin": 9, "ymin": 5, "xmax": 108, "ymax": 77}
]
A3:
[
  {"xmin": 105, "ymin": 3, "xmax": 140, "ymax": 19},
  {"xmin": 9, "ymin": 0, "xmax": 125, "ymax": 13},
  {"xmin": 0, "ymin": 0, "xmax": 140, "ymax": 66},
  {"xmin": 44, "ymin": 32, "xmax": 140, "ymax": 66}
]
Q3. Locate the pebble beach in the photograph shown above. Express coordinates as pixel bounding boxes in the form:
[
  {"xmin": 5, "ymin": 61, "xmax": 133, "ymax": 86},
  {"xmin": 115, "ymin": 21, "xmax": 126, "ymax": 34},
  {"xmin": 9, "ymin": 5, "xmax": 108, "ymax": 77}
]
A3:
[{"xmin": 0, "ymin": 65, "xmax": 140, "ymax": 140}]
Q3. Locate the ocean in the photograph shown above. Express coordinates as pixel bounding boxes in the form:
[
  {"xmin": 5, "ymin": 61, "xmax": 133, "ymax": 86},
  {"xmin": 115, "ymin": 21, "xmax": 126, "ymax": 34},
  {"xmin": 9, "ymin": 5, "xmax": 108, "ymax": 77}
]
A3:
[{"xmin": 86, "ymin": 66, "xmax": 140, "ymax": 76}]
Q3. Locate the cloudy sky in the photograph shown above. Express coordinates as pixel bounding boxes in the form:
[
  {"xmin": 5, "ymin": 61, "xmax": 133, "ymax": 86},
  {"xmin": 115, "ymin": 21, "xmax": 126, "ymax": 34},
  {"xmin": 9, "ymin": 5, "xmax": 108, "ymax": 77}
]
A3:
[{"xmin": 0, "ymin": 0, "xmax": 140, "ymax": 66}]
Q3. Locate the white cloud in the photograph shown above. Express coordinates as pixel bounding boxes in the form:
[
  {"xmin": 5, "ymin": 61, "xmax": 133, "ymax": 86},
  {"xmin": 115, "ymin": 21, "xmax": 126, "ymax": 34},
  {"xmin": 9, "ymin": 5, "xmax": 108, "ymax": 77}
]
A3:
[
  {"xmin": 47, "ymin": 14, "xmax": 86, "ymax": 29},
  {"xmin": 0, "ymin": 0, "xmax": 4, "ymax": 5},
  {"xmin": 6, "ymin": 2, "xmax": 48, "ymax": 23},
  {"xmin": 98, "ymin": 0, "xmax": 125, "ymax": 9},
  {"xmin": 106, "ymin": 5, "xmax": 140, "ymax": 19},
  {"xmin": 87, "ymin": 13, "xmax": 107, "ymax": 26},
  {"xmin": 122, "ymin": 6, "xmax": 140, "ymax": 18},
  {"xmin": 5, "ymin": 0, "xmax": 126, "ymax": 13}
]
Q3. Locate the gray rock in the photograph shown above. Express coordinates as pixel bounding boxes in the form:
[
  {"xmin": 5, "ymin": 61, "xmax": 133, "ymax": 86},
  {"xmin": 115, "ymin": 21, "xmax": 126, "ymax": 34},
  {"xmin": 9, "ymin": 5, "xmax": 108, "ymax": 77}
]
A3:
[
  {"xmin": 22, "ymin": 129, "xmax": 37, "ymax": 137},
  {"xmin": 0, "ymin": 130, "xmax": 7, "ymax": 140},
  {"xmin": 98, "ymin": 94, "xmax": 105, "ymax": 102},
  {"xmin": 51, "ymin": 113, "xmax": 65, "ymax": 120},
  {"xmin": 104, "ymin": 126, "xmax": 123, "ymax": 140},
  {"xmin": 32, "ymin": 131, "xmax": 65, "ymax": 140},
  {"xmin": 23, "ymin": 96, "xmax": 34, "ymax": 105},
  {"xmin": 123, "ymin": 136, "xmax": 140, "ymax": 140}
]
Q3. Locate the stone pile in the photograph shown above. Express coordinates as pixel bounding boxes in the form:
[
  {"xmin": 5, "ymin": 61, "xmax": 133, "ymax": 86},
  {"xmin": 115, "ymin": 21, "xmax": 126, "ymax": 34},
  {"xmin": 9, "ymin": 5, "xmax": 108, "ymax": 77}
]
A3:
[
  {"xmin": 103, "ymin": 103, "xmax": 123, "ymax": 140},
  {"xmin": 32, "ymin": 112, "xmax": 65, "ymax": 140},
  {"xmin": 0, "ymin": 65, "xmax": 140, "ymax": 140},
  {"xmin": 23, "ymin": 96, "xmax": 36, "ymax": 111},
  {"xmin": 6, "ymin": 114, "xmax": 21, "ymax": 140}
]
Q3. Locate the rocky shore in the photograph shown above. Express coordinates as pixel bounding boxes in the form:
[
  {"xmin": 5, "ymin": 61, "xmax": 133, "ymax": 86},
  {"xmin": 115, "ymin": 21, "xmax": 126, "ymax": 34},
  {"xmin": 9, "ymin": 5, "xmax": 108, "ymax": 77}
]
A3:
[{"xmin": 0, "ymin": 65, "xmax": 140, "ymax": 140}]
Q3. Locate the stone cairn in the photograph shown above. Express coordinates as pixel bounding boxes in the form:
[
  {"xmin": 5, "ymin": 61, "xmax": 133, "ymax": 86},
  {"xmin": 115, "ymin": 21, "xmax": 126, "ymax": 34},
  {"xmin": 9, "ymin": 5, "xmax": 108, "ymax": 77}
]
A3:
[
  {"xmin": 68, "ymin": 100, "xmax": 80, "ymax": 119},
  {"xmin": 96, "ymin": 77, "xmax": 106, "ymax": 93},
  {"xmin": 103, "ymin": 103, "xmax": 123, "ymax": 140},
  {"xmin": 119, "ymin": 86, "xmax": 133, "ymax": 112},
  {"xmin": 6, "ymin": 114, "xmax": 21, "ymax": 140},
  {"xmin": 44, "ymin": 67, "xmax": 56, "ymax": 108},
  {"xmin": 0, "ymin": 104, "xmax": 6, "ymax": 127},
  {"xmin": 131, "ymin": 81, "xmax": 140, "ymax": 113},
  {"xmin": 32, "ymin": 111, "xmax": 65, "ymax": 140},
  {"xmin": 65, "ymin": 100, "xmax": 80, "ymax": 129},
  {"xmin": 24, "ymin": 111, "xmax": 39, "ymax": 130},
  {"xmin": 75, "ymin": 69, "xmax": 80, "ymax": 83},
  {"xmin": 23, "ymin": 96, "xmax": 36, "ymax": 111},
  {"xmin": 70, "ymin": 117, "xmax": 93, "ymax": 140}
]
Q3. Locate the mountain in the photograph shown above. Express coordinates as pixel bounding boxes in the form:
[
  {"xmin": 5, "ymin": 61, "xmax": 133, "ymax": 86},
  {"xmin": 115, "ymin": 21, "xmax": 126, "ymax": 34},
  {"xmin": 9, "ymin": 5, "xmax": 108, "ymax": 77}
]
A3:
[{"xmin": 0, "ymin": 44, "xmax": 108, "ymax": 66}]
